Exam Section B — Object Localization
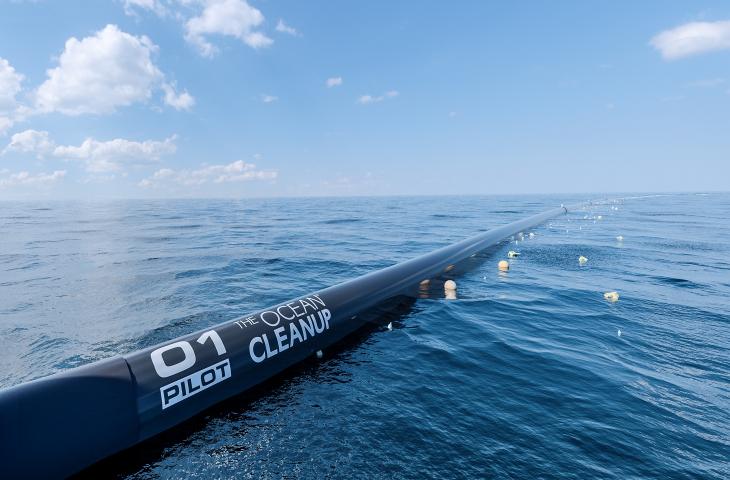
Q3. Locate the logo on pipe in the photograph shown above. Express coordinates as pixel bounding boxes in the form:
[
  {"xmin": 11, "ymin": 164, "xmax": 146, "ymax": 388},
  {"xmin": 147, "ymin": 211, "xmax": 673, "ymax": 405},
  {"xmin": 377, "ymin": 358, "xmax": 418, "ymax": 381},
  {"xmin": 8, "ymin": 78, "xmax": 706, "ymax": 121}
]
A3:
[{"xmin": 160, "ymin": 359, "xmax": 231, "ymax": 409}]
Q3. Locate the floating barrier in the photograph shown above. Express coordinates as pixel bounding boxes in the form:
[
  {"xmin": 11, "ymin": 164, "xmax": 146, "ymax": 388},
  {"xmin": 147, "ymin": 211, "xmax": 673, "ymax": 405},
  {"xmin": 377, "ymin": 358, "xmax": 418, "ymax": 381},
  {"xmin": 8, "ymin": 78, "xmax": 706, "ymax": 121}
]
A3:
[{"xmin": 0, "ymin": 205, "xmax": 571, "ymax": 479}]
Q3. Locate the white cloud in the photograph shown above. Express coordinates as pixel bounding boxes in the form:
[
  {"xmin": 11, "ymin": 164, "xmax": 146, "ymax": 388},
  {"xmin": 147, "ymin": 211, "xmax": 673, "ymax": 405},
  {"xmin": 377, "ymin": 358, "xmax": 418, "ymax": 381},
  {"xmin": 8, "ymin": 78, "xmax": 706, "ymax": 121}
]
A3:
[
  {"xmin": 139, "ymin": 159, "xmax": 276, "ymax": 187},
  {"xmin": 260, "ymin": 94, "xmax": 278, "ymax": 103},
  {"xmin": 0, "ymin": 57, "xmax": 25, "ymax": 134},
  {"xmin": 162, "ymin": 82, "xmax": 196, "ymax": 110},
  {"xmin": 3, "ymin": 129, "xmax": 55, "ymax": 157},
  {"xmin": 3, "ymin": 130, "xmax": 178, "ymax": 171},
  {"xmin": 54, "ymin": 135, "xmax": 177, "ymax": 172},
  {"xmin": 0, "ymin": 58, "xmax": 23, "ymax": 111},
  {"xmin": 275, "ymin": 19, "xmax": 298, "ymax": 36},
  {"xmin": 650, "ymin": 20, "xmax": 730, "ymax": 60},
  {"xmin": 185, "ymin": 0, "xmax": 272, "ymax": 57},
  {"xmin": 0, "ymin": 170, "xmax": 66, "ymax": 188},
  {"xmin": 121, "ymin": 0, "xmax": 275, "ymax": 58},
  {"xmin": 357, "ymin": 90, "xmax": 399, "ymax": 105},
  {"xmin": 36, "ymin": 25, "xmax": 162, "ymax": 115},
  {"xmin": 326, "ymin": 77, "xmax": 343, "ymax": 88},
  {"xmin": 35, "ymin": 24, "xmax": 192, "ymax": 115}
]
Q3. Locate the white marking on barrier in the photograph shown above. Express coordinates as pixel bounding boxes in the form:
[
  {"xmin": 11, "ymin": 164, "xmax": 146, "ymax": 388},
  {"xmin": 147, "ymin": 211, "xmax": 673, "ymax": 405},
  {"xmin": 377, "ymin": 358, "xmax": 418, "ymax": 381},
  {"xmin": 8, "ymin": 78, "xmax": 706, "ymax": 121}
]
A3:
[{"xmin": 160, "ymin": 359, "xmax": 231, "ymax": 409}]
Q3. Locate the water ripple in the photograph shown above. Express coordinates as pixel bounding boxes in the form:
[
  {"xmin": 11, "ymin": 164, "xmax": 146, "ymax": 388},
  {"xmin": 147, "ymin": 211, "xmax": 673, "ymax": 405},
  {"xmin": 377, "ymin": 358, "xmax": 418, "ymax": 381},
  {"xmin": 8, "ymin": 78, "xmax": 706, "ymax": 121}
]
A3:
[{"xmin": 1, "ymin": 194, "xmax": 729, "ymax": 479}]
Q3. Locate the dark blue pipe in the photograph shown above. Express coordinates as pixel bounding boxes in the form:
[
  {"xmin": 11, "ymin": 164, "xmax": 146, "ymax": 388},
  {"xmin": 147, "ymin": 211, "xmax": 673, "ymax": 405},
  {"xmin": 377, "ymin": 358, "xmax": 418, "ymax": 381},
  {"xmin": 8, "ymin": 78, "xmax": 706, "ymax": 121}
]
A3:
[{"xmin": 0, "ymin": 205, "xmax": 569, "ymax": 478}]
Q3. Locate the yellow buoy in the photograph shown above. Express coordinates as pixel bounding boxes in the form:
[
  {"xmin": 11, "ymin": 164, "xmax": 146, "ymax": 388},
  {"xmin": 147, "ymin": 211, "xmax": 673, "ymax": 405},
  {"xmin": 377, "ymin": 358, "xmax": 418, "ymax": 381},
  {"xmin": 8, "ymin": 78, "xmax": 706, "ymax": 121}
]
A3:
[
  {"xmin": 604, "ymin": 291, "xmax": 620, "ymax": 302},
  {"xmin": 498, "ymin": 260, "xmax": 509, "ymax": 271},
  {"xmin": 578, "ymin": 255, "xmax": 588, "ymax": 264}
]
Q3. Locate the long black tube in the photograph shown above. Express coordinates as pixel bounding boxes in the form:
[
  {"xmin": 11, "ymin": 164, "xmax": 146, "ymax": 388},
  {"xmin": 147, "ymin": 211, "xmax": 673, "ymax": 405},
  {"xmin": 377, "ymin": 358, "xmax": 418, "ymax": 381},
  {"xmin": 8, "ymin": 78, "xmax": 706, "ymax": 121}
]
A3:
[{"xmin": 0, "ymin": 205, "xmax": 569, "ymax": 478}]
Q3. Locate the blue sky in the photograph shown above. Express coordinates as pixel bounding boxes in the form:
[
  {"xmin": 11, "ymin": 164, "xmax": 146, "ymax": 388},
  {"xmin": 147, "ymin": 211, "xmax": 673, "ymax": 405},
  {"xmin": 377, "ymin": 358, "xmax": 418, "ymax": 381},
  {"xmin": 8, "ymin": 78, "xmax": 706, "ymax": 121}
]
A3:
[{"xmin": 1, "ymin": 1, "xmax": 729, "ymax": 198}]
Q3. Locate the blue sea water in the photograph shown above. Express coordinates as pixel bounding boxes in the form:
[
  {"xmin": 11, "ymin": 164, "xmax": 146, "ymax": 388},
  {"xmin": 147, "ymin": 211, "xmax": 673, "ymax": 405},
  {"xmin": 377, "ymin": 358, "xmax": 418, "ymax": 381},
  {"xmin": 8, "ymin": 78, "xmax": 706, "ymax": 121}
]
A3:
[{"xmin": 1, "ymin": 194, "xmax": 729, "ymax": 479}]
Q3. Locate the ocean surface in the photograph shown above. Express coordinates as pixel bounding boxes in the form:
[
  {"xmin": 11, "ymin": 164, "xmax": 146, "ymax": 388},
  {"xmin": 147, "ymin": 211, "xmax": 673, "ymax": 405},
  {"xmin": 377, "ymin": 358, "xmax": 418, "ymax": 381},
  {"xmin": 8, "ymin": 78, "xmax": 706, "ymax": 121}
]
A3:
[{"xmin": 1, "ymin": 194, "xmax": 729, "ymax": 479}]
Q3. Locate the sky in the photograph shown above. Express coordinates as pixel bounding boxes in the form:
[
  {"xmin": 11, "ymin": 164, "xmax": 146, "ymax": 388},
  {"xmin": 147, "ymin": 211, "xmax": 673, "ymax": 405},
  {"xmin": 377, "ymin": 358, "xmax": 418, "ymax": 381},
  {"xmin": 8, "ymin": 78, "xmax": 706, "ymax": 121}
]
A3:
[{"xmin": 0, "ymin": 0, "xmax": 729, "ymax": 199}]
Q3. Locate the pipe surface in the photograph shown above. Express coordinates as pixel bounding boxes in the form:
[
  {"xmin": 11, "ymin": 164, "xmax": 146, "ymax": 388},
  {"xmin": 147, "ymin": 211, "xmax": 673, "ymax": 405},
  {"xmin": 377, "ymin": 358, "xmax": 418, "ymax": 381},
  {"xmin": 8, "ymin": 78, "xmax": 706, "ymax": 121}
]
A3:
[{"xmin": 0, "ymin": 205, "xmax": 570, "ymax": 479}]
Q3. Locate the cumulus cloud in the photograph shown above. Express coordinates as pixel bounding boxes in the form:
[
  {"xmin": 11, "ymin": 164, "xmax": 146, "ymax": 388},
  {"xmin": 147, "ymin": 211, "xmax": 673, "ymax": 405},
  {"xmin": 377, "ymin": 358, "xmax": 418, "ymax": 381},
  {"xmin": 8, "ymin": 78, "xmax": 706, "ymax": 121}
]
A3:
[
  {"xmin": 326, "ymin": 77, "xmax": 343, "ymax": 88},
  {"xmin": 35, "ymin": 24, "xmax": 193, "ymax": 115},
  {"xmin": 3, "ymin": 129, "xmax": 55, "ymax": 157},
  {"xmin": 0, "ymin": 58, "xmax": 24, "ymax": 111},
  {"xmin": 36, "ymin": 25, "xmax": 161, "ymax": 115},
  {"xmin": 357, "ymin": 90, "xmax": 399, "ymax": 105},
  {"xmin": 275, "ymin": 19, "xmax": 298, "ymax": 36},
  {"xmin": 54, "ymin": 135, "xmax": 178, "ymax": 172},
  {"xmin": 121, "ymin": 1, "xmax": 275, "ymax": 57},
  {"xmin": 0, "ymin": 59, "xmax": 23, "ymax": 112},
  {"xmin": 139, "ymin": 159, "xmax": 276, "ymax": 187},
  {"xmin": 0, "ymin": 57, "xmax": 25, "ymax": 134},
  {"xmin": 162, "ymin": 82, "xmax": 196, "ymax": 110},
  {"xmin": 185, "ymin": 0, "xmax": 272, "ymax": 57},
  {"xmin": 0, "ymin": 170, "xmax": 66, "ymax": 188},
  {"xmin": 3, "ymin": 130, "xmax": 178, "ymax": 172},
  {"xmin": 651, "ymin": 20, "xmax": 730, "ymax": 60}
]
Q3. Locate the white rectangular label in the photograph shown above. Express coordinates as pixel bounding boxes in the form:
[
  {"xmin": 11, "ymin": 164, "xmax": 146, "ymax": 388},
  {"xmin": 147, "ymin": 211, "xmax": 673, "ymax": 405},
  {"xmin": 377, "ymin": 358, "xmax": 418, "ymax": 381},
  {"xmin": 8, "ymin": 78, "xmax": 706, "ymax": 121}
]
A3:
[{"xmin": 160, "ymin": 358, "xmax": 231, "ymax": 409}]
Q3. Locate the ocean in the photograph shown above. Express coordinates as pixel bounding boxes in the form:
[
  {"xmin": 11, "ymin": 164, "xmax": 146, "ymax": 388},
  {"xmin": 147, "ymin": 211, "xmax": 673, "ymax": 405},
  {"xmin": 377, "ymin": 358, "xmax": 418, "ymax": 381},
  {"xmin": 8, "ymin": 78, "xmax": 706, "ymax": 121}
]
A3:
[{"xmin": 1, "ymin": 194, "xmax": 728, "ymax": 478}]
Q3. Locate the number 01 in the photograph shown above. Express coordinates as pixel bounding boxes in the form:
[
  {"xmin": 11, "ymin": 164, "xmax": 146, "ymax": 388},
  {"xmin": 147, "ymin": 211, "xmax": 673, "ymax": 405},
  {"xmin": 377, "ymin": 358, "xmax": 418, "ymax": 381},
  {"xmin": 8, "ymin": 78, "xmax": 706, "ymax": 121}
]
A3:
[{"xmin": 151, "ymin": 330, "xmax": 227, "ymax": 378}]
